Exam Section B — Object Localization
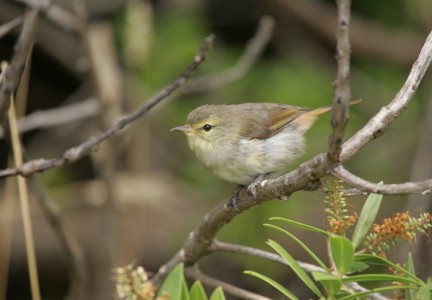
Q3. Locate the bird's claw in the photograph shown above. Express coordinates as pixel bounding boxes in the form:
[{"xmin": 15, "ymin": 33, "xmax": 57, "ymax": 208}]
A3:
[
  {"xmin": 247, "ymin": 182, "xmax": 260, "ymax": 204},
  {"xmin": 247, "ymin": 174, "xmax": 266, "ymax": 204},
  {"xmin": 226, "ymin": 185, "xmax": 244, "ymax": 211}
]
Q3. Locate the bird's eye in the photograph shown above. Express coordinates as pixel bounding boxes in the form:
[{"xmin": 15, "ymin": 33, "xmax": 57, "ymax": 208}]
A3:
[{"xmin": 203, "ymin": 124, "xmax": 212, "ymax": 132}]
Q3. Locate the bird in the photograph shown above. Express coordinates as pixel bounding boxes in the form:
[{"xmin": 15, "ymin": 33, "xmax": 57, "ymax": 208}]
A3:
[{"xmin": 171, "ymin": 101, "xmax": 360, "ymax": 208}]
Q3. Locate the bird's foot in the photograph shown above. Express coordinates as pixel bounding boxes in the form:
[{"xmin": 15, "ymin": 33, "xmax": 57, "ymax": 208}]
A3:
[
  {"xmin": 226, "ymin": 184, "xmax": 244, "ymax": 211},
  {"xmin": 247, "ymin": 174, "xmax": 266, "ymax": 204}
]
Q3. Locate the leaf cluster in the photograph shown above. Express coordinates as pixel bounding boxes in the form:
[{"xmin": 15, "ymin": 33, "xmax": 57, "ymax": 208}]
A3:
[{"xmin": 246, "ymin": 191, "xmax": 432, "ymax": 299}]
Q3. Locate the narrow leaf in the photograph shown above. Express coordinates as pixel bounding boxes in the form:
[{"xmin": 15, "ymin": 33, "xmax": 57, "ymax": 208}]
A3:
[
  {"xmin": 338, "ymin": 285, "xmax": 418, "ymax": 300},
  {"xmin": 416, "ymin": 278, "xmax": 432, "ymax": 300},
  {"xmin": 342, "ymin": 274, "xmax": 420, "ymax": 285},
  {"xmin": 406, "ymin": 253, "xmax": 417, "ymax": 300},
  {"xmin": 355, "ymin": 254, "xmax": 421, "ymax": 283},
  {"xmin": 352, "ymin": 188, "xmax": 383, "ymax": 249},
  {"xmin": 329, "ymin": 235, "xmax": 354, "ymax": 275},
  {"xmin": 311, "ymin": 272, "xmax": 342, "ymax": 296},
  {"xmin": 245, "ymin": 271, "xmax": 299, "ymax": 300},
  {"xmin": 347, "ymin": 261, "xmax": 369, "ymax": 274},
  {"xmin": 209, "ymin": 287, "xmax": 225, "ymax": 300},
  {"xmin": 267, "ymin": 240, "xmax": 323, "ymax": 298},
  {"xmin": 158, "ymin": 263, "xmax": 184, "ymax": 300},
  {"xmin": 269, "ymin": 217, "xmax": 328, "ymax": 236},
  {"xmin": 181, "ymin": 275, "xmax": 191, "ymax": 300},
  {"xmin": 190, "ymin": 281, "xmax": 208, "ymax": 300},
  {"xmin": 264, "ymin": 223, "xmax": 328, "ymax": 271}
]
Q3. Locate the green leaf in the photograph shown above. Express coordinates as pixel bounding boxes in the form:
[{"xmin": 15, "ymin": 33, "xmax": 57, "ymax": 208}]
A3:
[
  {"xmin": 269, "ymin": 217, "xmax": 328, "ymax": 236},
  {"xmin": 329, "ymin": 235, "xmax": 354, "ymax": 275},
  {"xmin": 190, "ymin": 281, "xmax": 208, "ymax": 300},
  {"xmin": 209, "ymin": 287, "xmax": 225, "ymax": 300},
  {"xmin": 406, "ymin": 253, "xmax": 417, "ymax": 300},
  {"xmin": 347, "ymin": 261, "xmax": 369, "ymax": 274},
  {"xmin": 245, "ymin": 270, "xmax": 299, "ymax": 300},
  {"xmin": 267, "ymin": 239, "xmax": 323, "ymax": 298},
  {"xmin": 416, "ymin": 278, "xmax": 432, "ymax": 300},
  {"xmin": 351, "ymin": 188, "xmax": 383, "ymax": 249},
  {"xmin": 182, "ymin": 275, "xmax": 191, "ymax": 300},
  {"xmin": 342, "ymin": 274, "xmax": 420, "ymax": 285},
  {"xmin": 264, "ymin": 223, "xmax": 328, "ymax": 271},
  {"xmin": 311, "ymin": 272, "xmax": 342, "ymax": 296},
  {"xmin": 355, "ymin": 254, "xmax": 422, "ymax": 284},
  {"xmin": 338, "ymin": 285, "xmax": 418, "ymax": 300},
  {"xmin": 158, "ymin": 263, "xmax": 185, "ymax": 300}
]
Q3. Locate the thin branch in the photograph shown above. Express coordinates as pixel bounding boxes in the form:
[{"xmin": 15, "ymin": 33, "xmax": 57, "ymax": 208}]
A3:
[
  {"xmin": 0, "ymin": 35, "xmax": 214, "ymax": 178},
  {"xmin": 331, "ymin": 165, "xmax": 432, "ymax": 195},
  {"xmin": 185, "ymin": 265, "xmax": 272, "ymax": 300},
  {"xmin": 341, "ymin": 30, "xmax": 432, "ymax": 161},
  {"xmin": 18, "ymin": 0, "xmax": 82, "ymax": 33},
  {"xmin": 0, "ymin": 98, "xmax": 100, "ymax": 138},
  {"xmin": 328, "ymin": 0, "xmax": 352, "ymax": 164},
  {"xmin": 210, "ymin": 240, "xmax": 322, "ymax": 272},
  {"xmin": 0, "ymin": 0, "xmax": 50, "ymax": 125},
  {"xmin": 0, "ymin": 16, "xmax": 23, "ymax": 39},
  {"xmin": 179, "ymin": 16, "xmax": 274, "ymax": 95}
]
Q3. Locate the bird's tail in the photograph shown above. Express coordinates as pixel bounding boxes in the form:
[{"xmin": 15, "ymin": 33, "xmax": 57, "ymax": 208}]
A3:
[{"xmin": 295, "ymin": 99, "xmax": 362, "ymax": 132}]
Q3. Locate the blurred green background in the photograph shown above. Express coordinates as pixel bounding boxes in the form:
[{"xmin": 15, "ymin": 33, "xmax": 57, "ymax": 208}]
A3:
[{"xmin": 0, "ymin": 0, "xmax": 431, "ymax": 299}]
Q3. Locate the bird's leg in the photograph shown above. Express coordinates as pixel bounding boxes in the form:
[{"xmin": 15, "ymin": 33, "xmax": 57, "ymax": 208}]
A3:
[
  {"xmin": 226, "ymin": 184, "xmax": 245, "ymax": 211},
  {"xmin": 247, "ymin": 174, "xmax": 266, "ymax": 204}
]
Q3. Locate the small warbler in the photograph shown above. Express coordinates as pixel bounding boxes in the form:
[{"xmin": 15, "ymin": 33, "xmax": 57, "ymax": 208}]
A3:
[{"xmin": 172, "ymin": 101, "xmax": 359, "ymax": 188}]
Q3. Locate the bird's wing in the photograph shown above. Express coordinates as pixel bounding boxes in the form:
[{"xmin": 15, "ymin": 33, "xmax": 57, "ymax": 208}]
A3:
[{"xmin": 241, "ymin": 105, "xmax": 308, "ymax": 139}]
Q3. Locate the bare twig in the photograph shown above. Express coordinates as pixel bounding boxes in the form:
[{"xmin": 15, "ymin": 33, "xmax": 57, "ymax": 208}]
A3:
[
  {"xmin": 18, "ymin": 0, "xmax": 82, "ymax": 33},
  {"xmin": 0, "ymin": 16, "xmax": 23, "ymax": 39},
  {"xmin": 185, "ymin": 265, "xmax": 272, "ymax": 300},
  {"xmin": 0, "ymin": 1, "xmax": 49, "ymax": 125},
  {"xmin": 179, "ymin": 16, "xmax": 274, "ymax": 95},
  {"xmin": 0, "ymin": 98, "xmax": 99, "ymax": 138},
  {"xmin": 341, "ymin": 31, "xmax": 432, "ymax": 161},
  {"xmin": 210, "ymin": 240, "xmax": 322, "ymax": 271},
  {"xmin": 331, "ymin": 165, "xmax": 432, "ymax": 195},
  {"xmin": 328, "ymin": 0, "xmax": 352, "ymax": 164},
  {"xmin": 0, "ymin": 35, "xmax": 214, "ymax": 178}
]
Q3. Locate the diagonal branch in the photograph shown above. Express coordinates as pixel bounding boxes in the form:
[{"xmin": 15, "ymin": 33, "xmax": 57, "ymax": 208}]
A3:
[
  {"xmin": 179, "ymin": 16, "xmax": 274, "ymax": 95},
  {"xmin": 0, "ymin": 16, "xmax": 23, "ymax": 39},
  {"xmin": 341, "ymin": 31, "xmax": 432, "ymax": 161},
  {"xmin": 0, "ymin": 35, "xmax": 214, "ymax": 178},
  {"xmin": 0, "ymin": 98, "xmax": 99, "ymax": 138},
  {"xmin": 328, "ymin": 0, "xmax": 352, "ymax": 164}
]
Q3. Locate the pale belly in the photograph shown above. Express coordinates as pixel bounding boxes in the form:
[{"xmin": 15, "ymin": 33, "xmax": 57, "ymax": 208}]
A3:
[{"xmin": 210, "ymin": 130, "xmax": 306, "ymax": 185}]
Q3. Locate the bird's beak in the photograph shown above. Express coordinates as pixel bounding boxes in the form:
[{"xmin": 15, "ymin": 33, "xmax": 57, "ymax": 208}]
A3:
[{"xmin": 171, "ymin": 125, "xmax": 192, "ymax": 134}]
